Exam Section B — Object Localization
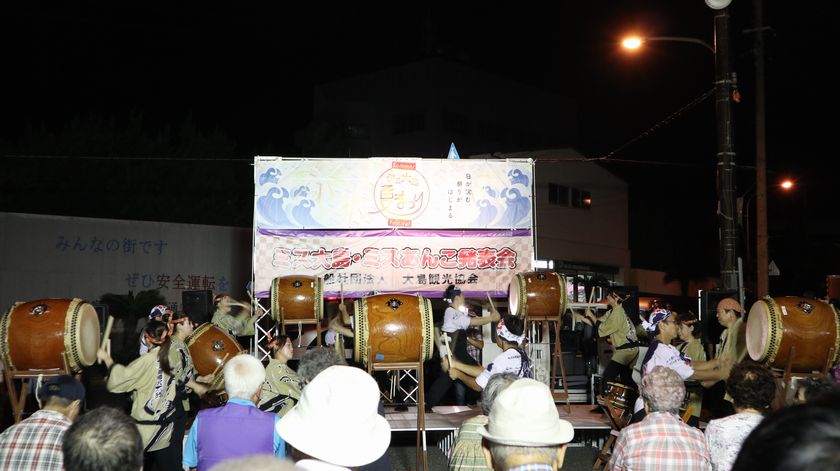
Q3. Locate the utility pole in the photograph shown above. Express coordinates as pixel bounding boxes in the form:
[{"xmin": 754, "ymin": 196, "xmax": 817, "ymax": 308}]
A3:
[
  {"xmin": 714, "ymin": 8, "xmax": 739, "ymax": 292},
  {"xmin": 753, "ymin": 0, "xmax": 769, "ymax": 297}
]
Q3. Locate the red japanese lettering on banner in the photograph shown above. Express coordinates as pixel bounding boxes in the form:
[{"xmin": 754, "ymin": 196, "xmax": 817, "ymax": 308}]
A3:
[
  {"xmin": 420, "ymin": 248, "xmax": 440, "ymax": 268},
  {"xmin": 457, "ymin": 248, "xmax": 478, "ymax": 269},
  {"xmin": 438, "ymin": 249, "xmax": 458, "ymax": 269},
  {"xmin": 269, "ymin": 246, "xmax": 520, "ymax": 271},
  {"xmin": 495, "ymin": 247, "xmax": 518, "ymax": 269},
  {"xmin": 362, "ymin": 247, "xmax": 381, "ymax": 268},
  {"xmin": 400, "ymin": 247, "xmax": 421, "ymax": 268}
]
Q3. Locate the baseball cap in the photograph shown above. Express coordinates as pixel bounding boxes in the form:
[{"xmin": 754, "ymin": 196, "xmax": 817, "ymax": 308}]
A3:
[{"xmin": 38, "ymin": 375, "xmax": 85, "ymax": 402}]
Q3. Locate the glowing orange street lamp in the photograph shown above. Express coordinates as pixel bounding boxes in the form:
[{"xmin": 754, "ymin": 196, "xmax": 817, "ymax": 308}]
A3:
[{"xmin": 780, "ymin": 179, "xmax": 794, "ymax": 191}]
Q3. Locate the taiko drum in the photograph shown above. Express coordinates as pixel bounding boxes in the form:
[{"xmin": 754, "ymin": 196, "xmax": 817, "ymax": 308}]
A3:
[
  {"xmin": 0, "ymin": 298, "xmax": 100, "ymax": 372},
  {"xmin": 186, "ymin": 323, "xmax": 244, "ymax": 380},
  {"xmin": 270, "ymin": 275, "xmax": 324, "ymax": 323},
  {"xmin": 353, "ymin": 293, "xmax": 434, "ymax": 367},
  {"xmin": 746, "ymin": 296, "xmax": 840, "ymax": 372},
  {"xmin": 508, "ymin": 271, "xmax": 568, "ymax": 318}
]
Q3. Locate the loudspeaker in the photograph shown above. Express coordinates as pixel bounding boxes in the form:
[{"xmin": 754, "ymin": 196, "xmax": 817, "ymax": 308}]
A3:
[
  {"xmin": 698, "ymin": 290, "xmax": 737, "ymax": 346},
  {"xmin": 182, "ymin": 290, "xmax": 213, "ymax": 325}
]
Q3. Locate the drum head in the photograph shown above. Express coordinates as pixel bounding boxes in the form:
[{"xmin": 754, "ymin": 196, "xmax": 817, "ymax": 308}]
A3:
[
  {"xmin": 746, "ymin": 300, "xmax": 770, "ymax": 362},
  {"xmin": 509, "ymin": 275, "xmax": 522, "ymax": 317},
  {"xmin": 75, "ymin": 303, "xmax": 101, "ymax": 367}
]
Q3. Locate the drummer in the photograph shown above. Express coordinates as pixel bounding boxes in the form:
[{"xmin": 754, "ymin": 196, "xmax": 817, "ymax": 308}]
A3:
[
  {"xmin": 98, "ymin": 314, "xmax": 213, "ymax": 471},
  {"xmin": 258, "ymin": 334, "xmax": 302, "ymax": 417},
  {"xmin": 446, "ymin": 315, "xmax": 531, "ymax": 391},
  {"xmin": 211, "ymin": 293, "xmax": 260, "ymax": 338},
  {"xmin": 630, "ymin": 308, "xmax": 731, "ymax": 424},
  {"xmin": 675, "ymin": 311, "xmax": 706, "ymax": 427},
  {"xmin": 581, "ymin": 290, "xmax": 639, "ymax": 395},
  {"xmin": 704, "ymin": 297, "xmax": 748, "ymax": 417},
  {"xmin": 426, "ymin": 285, "xmax": 500, "ymax": 408}
]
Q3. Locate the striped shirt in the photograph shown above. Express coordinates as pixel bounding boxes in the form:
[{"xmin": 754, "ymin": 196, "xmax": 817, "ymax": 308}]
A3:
[
  {"xmin": 610, "ymin": 411, "xmax": 712, "ymax": 471},
  {"xmin": 0, "ymin": 409, "xmax": 72, "ymax": 471}
]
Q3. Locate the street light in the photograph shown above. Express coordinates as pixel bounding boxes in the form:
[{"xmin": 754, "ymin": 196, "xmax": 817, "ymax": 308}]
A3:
[{"xmin": 619, "ymin": 5, "xmax": 740, "ymax": 293}]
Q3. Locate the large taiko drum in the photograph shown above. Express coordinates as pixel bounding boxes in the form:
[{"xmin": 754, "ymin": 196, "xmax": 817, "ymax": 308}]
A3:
[
  {"xmin": 353, "ymin": 293, "xmax": 434, "ymax": 367},
  {"xmin": 271, "ymin": 276, "xmax": 324, "ymax": 323},
  {"xmin": 508, "ymin": 271, "xmax": 567, "ymax": 318},
  {"xmin": 746, "ymin": 296, "xmax": 840, "ymax": 372},
  {"xmin": 0, "ymin": 298, "xmax": 100, "ymax": 372},
  {"xmin": 186, "ymin": 323, "xmax": 244, "ymax": 381}
]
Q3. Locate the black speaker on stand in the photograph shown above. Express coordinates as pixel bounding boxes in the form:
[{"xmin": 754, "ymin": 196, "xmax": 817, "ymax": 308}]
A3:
[
  {"xmin": 182, "ymin": 290, "xmax": 213, "ymax": 325},
  {"xmin": 698, "ymin": 289, "xmax": 738, "ymax": 346}
]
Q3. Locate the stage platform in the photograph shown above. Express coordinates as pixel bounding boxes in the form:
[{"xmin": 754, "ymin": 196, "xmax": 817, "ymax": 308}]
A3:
[{"xmin": 384, "ymin": 404, "xmax": 612, "ymax": 456}]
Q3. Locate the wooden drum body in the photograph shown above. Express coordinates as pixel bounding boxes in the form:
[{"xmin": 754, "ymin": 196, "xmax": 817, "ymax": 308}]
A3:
[
  {"xmin": 746, "ymin": 296, "xmax": 840, "ymax": 372},
  {"xmin": 508, "ymin": 271, "xmax": 567, "ymax": 317},
  {"xmin": 353, "ymin": 294, "xmax": 434, "ymax": 367},
  {"xmin": 0, "ymin": 298, "xmax": 100, "ymax": 372},
  {"xmin": 186, "ymin": 323, "xmax": 244, "ymax": 377},
  {"xmin": 271, "ymin": 276, "xmax": 324, "ymax": 323},
  {"xmin": 604, "ymin": 382, "xmax": 636, "ymax": 411}
]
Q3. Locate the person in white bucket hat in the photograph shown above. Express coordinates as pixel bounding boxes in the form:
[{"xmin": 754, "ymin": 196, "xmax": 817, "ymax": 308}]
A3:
[
  {"xmin": 276, "ymin": 365, "xmax": 391, "ymax": 470},
  {"xmin": 478, "ymin": 378, "xmax": 574, "ymax": 471}
]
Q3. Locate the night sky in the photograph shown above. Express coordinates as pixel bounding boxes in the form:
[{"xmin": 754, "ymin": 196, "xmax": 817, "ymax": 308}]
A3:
[{"xmin": 1, "ymin": 2, "xmax": 835, "ymax": 297}]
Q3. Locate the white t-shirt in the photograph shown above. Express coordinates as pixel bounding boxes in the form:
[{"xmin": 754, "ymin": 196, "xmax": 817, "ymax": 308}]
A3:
[
  {"xmin": 705, "ymin": 412, "xmax": 763, "ymax": 471},
  {"xmin": 633, "ymin": 342, "xmax": 695, "ymax": 413},
  {"xmin": 441, "ymin": 306, "xmax": 470, "ymax": 333},
  {"xmin": 476, "ymin": 348, "xmax": 526, "ymax": 389}
]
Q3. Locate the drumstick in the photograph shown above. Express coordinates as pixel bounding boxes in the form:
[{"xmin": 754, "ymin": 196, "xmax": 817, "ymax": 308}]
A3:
[
  {"xmin": 100, "ymin": 316, "xmax": 114, "ymax": 350},
  {"xmin": 340, "ymin": 283, "xmax": 344, "ymax": 304},
  {"xmin": 211, "ymin": 353, "xmax": 230, "ymax": 378},
  {"xmin": 486, "ymin": 293, "xmax": 496, "ymax": 313}
]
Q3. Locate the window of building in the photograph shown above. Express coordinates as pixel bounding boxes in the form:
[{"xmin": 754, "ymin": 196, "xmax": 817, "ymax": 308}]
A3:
[{"xmin": 549, "ymin": 183, "xmax": 590, "ymax": 210}]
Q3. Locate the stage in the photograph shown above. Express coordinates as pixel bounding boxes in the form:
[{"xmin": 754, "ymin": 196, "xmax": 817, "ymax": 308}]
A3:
[{"xmin": 384, "ymin": 404, "xmax": 612, "ymax": 456}]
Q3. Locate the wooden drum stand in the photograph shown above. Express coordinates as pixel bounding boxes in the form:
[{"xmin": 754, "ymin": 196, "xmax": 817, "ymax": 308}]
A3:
[{"xmin": 2, "ymin": 352, "xmax": 76, "ymax": 424}]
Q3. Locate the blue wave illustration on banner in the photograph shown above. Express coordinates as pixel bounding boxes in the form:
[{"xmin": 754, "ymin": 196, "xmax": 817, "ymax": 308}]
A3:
[
  {"xmin": 507, "ymin": 168, "xmax": 529, "ymax": 187},
  {"xmin": 470, "ymin": 183, "xmax": 530, "ymax": 227},
  {"xmin": 258, "ymin": 168, "xmax": 281, "ymax": 186},
  {"xmin": 257, "ymin": 185, "xmax": 323, "ymax": 228}
]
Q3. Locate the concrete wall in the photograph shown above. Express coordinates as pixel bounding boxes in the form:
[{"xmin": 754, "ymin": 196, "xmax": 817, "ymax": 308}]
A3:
[{"xmin": 0, "ymin": 212, "xmax": 251, "ymax": 311}]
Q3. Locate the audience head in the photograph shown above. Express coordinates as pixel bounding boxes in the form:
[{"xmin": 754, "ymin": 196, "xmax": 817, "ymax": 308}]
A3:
[
  {"xmin": 479, "ymin": 373, "xmax": 520, "ymax": 415},
  {"xmin": 640, "ymin": 366, "xmax": 685, "ymax": 414},
  {"xmin": 276, "ymin": 365, "xmax": 390, "ymax": 467},
  {"xmin": 36, "ymin": 374, "xmax": 85, "ymax": 419},
  {"xmin": 726, "ymin": 361, "xmax": 777, "ymax": 412},
  {"xmin": 209, "ymin": 455, "xmax": 302, "ymax": 471},
  {"xmin": 731, "ymin": 395, "xmax": 840, "ymax": 471},
  {"xmin": 495, "ymin": 315, "xmax": 525, "ymax": 348},
  {"xmin": 794, "ymin": 377, "xmax": 837, "ymax": 404},
  {"xmin": 62, "ymin": 407, "xmax": 143, "ymax": 471},
  {"xmin": 224, "ymin": 354, "xmax": 266, "ymax": 401},
  {"xmin": 297, "ymin": 347, "xmax": 346, "ymax": 385},
  {"xmin": 479, "ymin": 378, "xmax": 574, "ymax": 470}
]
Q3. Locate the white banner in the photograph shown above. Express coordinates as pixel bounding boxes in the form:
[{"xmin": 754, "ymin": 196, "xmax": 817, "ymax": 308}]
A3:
[
  {"xmin": 254, "ymin": 157, "xmax": 534, "ymax": 230},
  {"xmin": 253, "ymin": 228, "xmax": 533, "ymax": 298}
]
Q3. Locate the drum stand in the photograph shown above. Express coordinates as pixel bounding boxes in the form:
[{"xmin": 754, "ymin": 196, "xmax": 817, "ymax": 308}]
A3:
[
  {"xmin": 367, "ymin": 346, "xmax": 428, "ymax": 471},
  {"xmin": 524, "ymin": 316, "xmax": 571, "ymax": 413},
  {"xmin": 2, "ymin": 352, "xmax": 74, "ymax": 423},
  {"xmin": 779, "ymin": 345, "xmax": 836, "ymax": 404}
]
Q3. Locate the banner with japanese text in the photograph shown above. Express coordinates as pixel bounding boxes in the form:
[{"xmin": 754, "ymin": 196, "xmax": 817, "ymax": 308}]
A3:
[
  {"xmin": 254, "ymin": 157, "xmax": 534, "ymax": 230},
  {"xmin": 253, "ymin": 228, "xmax": 533, "ymax": 298}
]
